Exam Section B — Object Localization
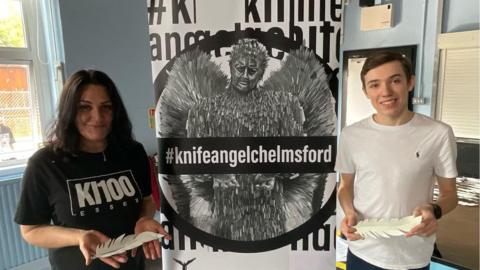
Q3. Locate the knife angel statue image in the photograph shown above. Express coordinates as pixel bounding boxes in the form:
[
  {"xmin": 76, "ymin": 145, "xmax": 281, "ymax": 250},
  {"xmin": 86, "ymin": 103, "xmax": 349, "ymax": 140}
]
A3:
[{"xmin": 157, "ymin": 38, "xmax": 336, "ymax": 241}]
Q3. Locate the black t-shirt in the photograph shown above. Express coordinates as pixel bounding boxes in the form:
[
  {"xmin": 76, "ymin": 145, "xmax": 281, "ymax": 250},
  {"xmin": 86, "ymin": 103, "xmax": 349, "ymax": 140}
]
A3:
[{"xmin": 15, "ymin": 142, "xmax": 151, "ymax": 270}]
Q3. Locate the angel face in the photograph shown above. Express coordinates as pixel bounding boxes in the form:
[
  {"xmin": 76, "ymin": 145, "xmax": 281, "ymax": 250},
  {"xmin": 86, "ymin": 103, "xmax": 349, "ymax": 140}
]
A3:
[{"xmin": 230, "ymin": 57, "xmax": 263, "ymax": 94}]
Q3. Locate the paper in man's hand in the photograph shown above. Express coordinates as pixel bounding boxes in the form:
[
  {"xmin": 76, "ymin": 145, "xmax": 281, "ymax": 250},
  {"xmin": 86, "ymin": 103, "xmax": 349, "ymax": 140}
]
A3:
[{"xmin": 353, "ymin": 215, "xmax": 422, "ymax": 239}]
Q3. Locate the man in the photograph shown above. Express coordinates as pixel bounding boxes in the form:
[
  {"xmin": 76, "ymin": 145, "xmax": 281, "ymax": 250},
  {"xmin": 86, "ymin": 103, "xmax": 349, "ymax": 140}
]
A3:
[
  {"xmin": 335, "ymin": 51, "xmax": 458, "ymax": 269},
  {"xmin": 0, "ymin": 116, "xmax": 15, "ymax": 151}
]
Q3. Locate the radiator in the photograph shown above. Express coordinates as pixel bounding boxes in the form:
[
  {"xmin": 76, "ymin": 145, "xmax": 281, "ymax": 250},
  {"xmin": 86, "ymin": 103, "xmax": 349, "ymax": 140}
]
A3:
[{"xmin": 0, "ymin": 178, "xmax": 47, "ymax": 270}]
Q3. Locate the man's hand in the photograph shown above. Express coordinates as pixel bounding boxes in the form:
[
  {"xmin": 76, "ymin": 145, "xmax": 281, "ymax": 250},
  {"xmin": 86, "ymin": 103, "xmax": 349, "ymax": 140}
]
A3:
[
  {"xmin": 340, "ymin": 214, "xmax": 363, "ymax": 241},
  {"xmin": 132, "ymin": 217, "xmax": 172, "ymax": 260},
  {"xmin": 78, "ymin": 230, "xmax": 128, "ymax": 269},
  {"xmin": 405, "ymin": 204, "xmax": 437, "ymax": 237}
]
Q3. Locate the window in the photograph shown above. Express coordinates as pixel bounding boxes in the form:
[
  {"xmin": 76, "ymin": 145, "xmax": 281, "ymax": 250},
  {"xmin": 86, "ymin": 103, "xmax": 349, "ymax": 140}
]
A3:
[
  {"xmin": 0, "ymin": 0, "xmax": 61, "ymax": 175},
  {"xmin": 436, "ymin": 30, "xmax": 479, "ymax": 141}
]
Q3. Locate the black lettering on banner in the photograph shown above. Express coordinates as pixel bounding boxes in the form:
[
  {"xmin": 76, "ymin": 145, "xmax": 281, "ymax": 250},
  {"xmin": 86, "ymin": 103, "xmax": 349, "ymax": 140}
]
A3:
[
  {"xmin": 148, "ymin": 0, "xmax": 196, "ymax": 25},
  {"xmin": 184, "ymin": 30, "xmax": 211, "ymax": 47},
  {"xmin": 320, "ymin": 0, "xmax": 326, "ymax": 21},
  {"xmin": 159, "ymin": 220, "xmax": 333, "ymax": 252},
  {"xmin": 161, "ymin": 220, "xmax": 174, "ymax": 249},
  {"xmin": 150, "ymin": 33, "xmax": 163, "ymax": 60},
  {"xmin": 148, "ymin": 0, "xmax": 167, "ymax": 25},
  {"xmin": 165, "ymin": 32, "xmax": 181, "ymax": 60},
  {"xmin": 172, "ymin": 0, "xmax": 192, "ymax": 24},
  {"xmin": 67, "ymin": 170, "xmax": 140, "ymax": 216},
  {"xmin": 266, "ymin": 27, "xmax": 285, "ymax": 60},
  {"xmin": 291, "ymin": 224, "xmax": 331, "ymax": 251},
  {"xmin": 320, "ymin": 21, "xmax": 334, "ymax": 63},
  {"xmin": 159, "ymin": 136, "xmax": 336, "ymax": 174},
  {"xmin": 330, "ymin": 0, "xmax": 342, "ymax": 22},
  {"xmin": 289, "ymin": 23, "xmax": 303, "ymax": 47},
  {"xmin": 298, "ymin": 0, "xmax": 304, "ymax": 22},
  {"xmin": 278, "ymin": 0, "xmax": 284, "ymax": 21},
  {"xmin": 264, "ymin": 0, "xmax": 272, "ymax": 22},
  {"xmin": 149, "ymin": 26, "xmax": 340, "ymax": 63},
  {"xmin": 245, "ymin": 0, "xmax": 260, "ymax": 22},
  {"xmin": 309, "ymin": 0, "xmax": 314, "ymax": 21},
  {"xmin": 309, "ymin": 25, "xmax": 316, "ymax": 50},
  {"xmin": 312, "ymin": 224, "xmax": 331, "ymax": 250}
]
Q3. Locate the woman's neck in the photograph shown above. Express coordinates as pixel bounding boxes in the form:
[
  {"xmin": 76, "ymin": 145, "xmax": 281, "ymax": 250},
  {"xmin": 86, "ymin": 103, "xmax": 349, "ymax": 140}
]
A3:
[{"xmin": 79, "ymin": 141, "xmax": 107, "ymax": 153}]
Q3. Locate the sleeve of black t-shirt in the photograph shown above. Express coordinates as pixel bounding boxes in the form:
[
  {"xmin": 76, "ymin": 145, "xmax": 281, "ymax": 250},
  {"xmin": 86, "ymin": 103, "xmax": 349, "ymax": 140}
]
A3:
[{"xmin": 14, "ymin": 156, "xmax": 53, "ymax": 225}]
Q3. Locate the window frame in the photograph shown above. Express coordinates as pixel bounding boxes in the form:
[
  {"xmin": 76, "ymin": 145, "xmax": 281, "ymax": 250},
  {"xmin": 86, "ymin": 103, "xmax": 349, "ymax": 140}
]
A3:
[{"xmin": 0, "ymin": 0, "xmax": 61, "ymax": 179}]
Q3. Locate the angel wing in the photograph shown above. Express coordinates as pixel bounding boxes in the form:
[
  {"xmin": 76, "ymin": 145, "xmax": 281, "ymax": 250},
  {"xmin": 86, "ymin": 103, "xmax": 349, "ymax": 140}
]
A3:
[
  {"xmin": 156, "ymin": 48, "xmax": 228, "ymax": 220},
  {"xmin": 263, "ymin": 47, "xmax": 337, "ymax": 228},
  {"xmin": 354, "ymin": 216, "xmax": 422, "ymax": 239},
  {"xmin": 263, "ymin": 46, "xmax": 336, "ymax": 136},
  {"xmin": 157, "ymin": 48, "xmax": 228, "ymax": 138}
]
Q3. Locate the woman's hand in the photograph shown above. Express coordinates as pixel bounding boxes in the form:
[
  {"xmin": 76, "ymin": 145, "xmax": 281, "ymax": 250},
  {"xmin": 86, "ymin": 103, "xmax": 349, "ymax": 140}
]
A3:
[
  {"xmin": 132, "ymin": 217, "xmax": 172, "ymax": 260},
  {"xmin": 78, "ymin": 230, "xmax": 128, "ymax": 269}
]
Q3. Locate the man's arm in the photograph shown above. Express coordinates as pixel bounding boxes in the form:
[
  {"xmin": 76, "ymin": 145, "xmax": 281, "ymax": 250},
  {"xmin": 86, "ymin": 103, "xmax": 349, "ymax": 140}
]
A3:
[
  {"xmin": 406, "ymin": 177, "xmax": 458, "ymax": 237},
  {"xmin": 338, "ymin": 173, "xmax": 362, "ymax": 241},
  {"xmin": 434, "ymin": 176, "xmax": 458, "ymax": 215}
]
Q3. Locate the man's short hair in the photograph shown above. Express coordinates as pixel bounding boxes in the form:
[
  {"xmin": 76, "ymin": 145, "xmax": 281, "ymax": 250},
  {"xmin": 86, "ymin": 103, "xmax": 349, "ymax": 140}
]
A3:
[{"xmin": 360, "ymin": 51, "xmax": 413, "ymax": 89}]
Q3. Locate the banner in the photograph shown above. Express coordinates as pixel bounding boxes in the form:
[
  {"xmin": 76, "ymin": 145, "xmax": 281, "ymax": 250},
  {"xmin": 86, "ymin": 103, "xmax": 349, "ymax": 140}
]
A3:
[{"xmin": 148, "ymin": 1, "xmax": 342, "ymax": 269}]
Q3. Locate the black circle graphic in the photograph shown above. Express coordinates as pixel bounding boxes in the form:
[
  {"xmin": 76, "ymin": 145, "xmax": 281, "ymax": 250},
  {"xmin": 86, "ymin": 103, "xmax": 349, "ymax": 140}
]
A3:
[{"xmin": 154, "ymin": 29, "xmax": 337, "ymax": 252}]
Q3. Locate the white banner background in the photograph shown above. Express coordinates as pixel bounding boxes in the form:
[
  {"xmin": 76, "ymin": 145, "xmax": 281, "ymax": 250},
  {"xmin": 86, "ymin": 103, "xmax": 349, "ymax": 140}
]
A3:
[{"xmin": 149, "ymin": 1, "xmax": 342, "ymax": 269}]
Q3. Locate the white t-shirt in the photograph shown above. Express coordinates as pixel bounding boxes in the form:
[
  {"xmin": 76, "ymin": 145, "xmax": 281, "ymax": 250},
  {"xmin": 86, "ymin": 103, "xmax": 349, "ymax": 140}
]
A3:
[{"xmin": 335, "ymin": 113, "xmax": 457, "ymax": 269}]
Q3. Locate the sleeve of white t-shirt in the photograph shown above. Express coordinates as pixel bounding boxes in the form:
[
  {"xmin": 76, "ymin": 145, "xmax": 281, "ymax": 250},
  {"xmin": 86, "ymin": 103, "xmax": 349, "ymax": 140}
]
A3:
[
  {"xmin": 434, "ymin": 126, "xmax": 458, "ymax": 178},
  {"xmin": 335, "ymin": 130, "xmax": 355, "ymax": 174}
]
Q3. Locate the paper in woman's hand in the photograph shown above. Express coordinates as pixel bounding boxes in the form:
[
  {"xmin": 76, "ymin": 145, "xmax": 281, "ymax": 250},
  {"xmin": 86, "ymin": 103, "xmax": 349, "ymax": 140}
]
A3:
[
  {"xmin": 95, "ymin": 231, "xmax": 164, "ymax": 258},
  {"xmin": 353, "ymin": 215, "xmax": 422, "ymax": 239}
]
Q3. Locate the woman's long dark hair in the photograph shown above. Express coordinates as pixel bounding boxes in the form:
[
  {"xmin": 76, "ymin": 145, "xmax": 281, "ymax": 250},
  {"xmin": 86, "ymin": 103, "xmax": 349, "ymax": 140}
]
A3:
[{"xmin": 48, "ymin": 69, "xmax": 134, "ymax": 153}]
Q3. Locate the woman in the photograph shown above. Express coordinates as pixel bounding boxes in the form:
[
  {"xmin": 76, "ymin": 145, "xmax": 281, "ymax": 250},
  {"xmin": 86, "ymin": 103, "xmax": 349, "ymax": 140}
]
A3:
[{"xmin": 15, "ymin": 69, "xmax": 170, "ymax": 270}]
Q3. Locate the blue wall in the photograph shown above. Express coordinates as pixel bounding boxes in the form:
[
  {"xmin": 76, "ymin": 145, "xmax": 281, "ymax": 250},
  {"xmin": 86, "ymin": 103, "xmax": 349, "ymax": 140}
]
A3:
[
  {"xmin": 341, "ymin": 0, "xmax": 442, "ymax": 116},
  {"xmin": 340, "ymin": 0, "xmax": 479, "ymax": 117},
  {"xmin": 56, "ymin": 0, "xmax": 479, "ymax": 150},
  {"xmin": 442, "ymin": 0, "xmax": 480, "ymax": 33},
  {"xmin": 57, "ymin": 0, "xmax": 157, "ymax": 153}
]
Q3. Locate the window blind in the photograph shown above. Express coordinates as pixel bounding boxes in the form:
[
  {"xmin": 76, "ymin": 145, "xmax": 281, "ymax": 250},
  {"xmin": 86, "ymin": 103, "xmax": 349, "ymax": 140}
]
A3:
[{"xmin": 436, "ymin": 31, "xmax": 479, "ymax": 140}]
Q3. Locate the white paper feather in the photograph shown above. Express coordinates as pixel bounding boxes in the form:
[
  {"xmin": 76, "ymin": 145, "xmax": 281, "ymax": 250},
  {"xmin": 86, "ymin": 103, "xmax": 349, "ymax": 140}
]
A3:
[
  {"xmin": 353, "ymin": 215, "xmax": 422, "ymax": 239},
  {"xmin": 95, "ymin": 232, "xmax": 164, "ymax": 258}
]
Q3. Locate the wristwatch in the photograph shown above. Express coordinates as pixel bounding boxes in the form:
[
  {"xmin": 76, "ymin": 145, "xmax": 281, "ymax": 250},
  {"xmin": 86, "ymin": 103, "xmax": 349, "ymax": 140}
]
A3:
[{"xmin": 429, "ymin": 203, "xmax": 442, "ymax": 219}]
